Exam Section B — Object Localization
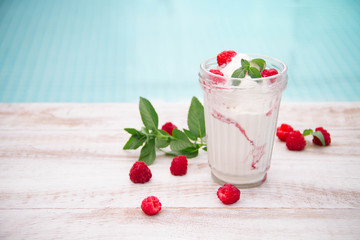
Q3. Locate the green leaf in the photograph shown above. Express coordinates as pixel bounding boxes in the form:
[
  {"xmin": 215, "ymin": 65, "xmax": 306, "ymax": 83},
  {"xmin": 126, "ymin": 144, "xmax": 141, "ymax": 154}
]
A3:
[
  {"xmin": 170, "ymin": 129, "xmax": 194, "ymax": 152},
  {"xmin": 163, "ymin": 151, "xmax": 179, "ymax": 157},
  {"xmin": 123, "ymin": 134, "xmax": 147, "ymax": 150},
  {"xmin": 155, "ymin": 130, "xmax": 171, "ymax": 148},
  {"xmin": 157, "ymin": 129, "xmax": 170, "ymax": 136},
  {"xmin": 250, "ymin": 58, "xmax": 266, "ymax": 72},
  {"xmin": 232, "ymin": 80, "xmax": 241, "ymax": 86},
  {"xmin": 187, "ymin": 97, "xmax": 206, "ymax": 139},
  {"xmin": 248, "ymin": 67, "xmax": 262, "ymax": 78},
  {"xmin": 155, "ymin": 138, "xmax": 170, "ymax": 149},
  {"xmin": 123, "ymin": 128, "xmax": 146, "ymax": 150},
  {"xmin": 202, "ymin": 146, "xmax": 207, "ymax": 151},
  {"xmin": 231, "ymin": 67, "xmax": 247, "ymax": 79},
  {"xmin": 139, "ymin": 138, "xmax": 156, "ymax": 165},
  {"xmin": 139, "ymin": 97, "xmax": 158, "ymax": 131},
  {"xmin": 303, "ymin": 129, "xmax": 314, "ymax": 136},
  {"xmin": 312, "ymin": 131, "xmax": 326, "ymax": 146},
  {"xmin": 183, "ymin": 129, "xmax": 197, "ymax": 141},
  {"xmin": 181, "ymin": 146, "xmax": 198, "ymax": 152},
  {"xmin": 179, "ymin": 149, "xmax": 199, "ymax": 158},
  {"xmin": 124, "ymin": 128, "xmax": 140, "ymax": 135},
  {"xmin": 140, "ymin": 127, "xmax": 149, "ymax": 135},
  {"xmin": 241, "ymin": 59, "xmax": 250, "ymax": 69},
  {"xmin": 164, "ymin": 148, "xmax": 199, "ymax": 158}
]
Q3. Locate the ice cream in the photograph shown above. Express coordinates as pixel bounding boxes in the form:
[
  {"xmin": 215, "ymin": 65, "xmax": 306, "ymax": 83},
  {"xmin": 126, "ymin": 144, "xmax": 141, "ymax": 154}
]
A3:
[{"xmin": 219, "ymin": 53, "xmax": 251, "ymax": 78}]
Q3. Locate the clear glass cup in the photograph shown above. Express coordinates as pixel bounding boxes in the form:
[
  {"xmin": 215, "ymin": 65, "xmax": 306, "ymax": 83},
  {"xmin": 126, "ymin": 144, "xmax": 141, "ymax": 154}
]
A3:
[{"xmin": 199, "ymin": 54, "xmax": 288, "ymax": 188}]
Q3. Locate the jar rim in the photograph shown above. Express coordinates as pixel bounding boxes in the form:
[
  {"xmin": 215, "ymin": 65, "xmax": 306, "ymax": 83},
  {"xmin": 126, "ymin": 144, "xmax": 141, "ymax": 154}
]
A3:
[{"xmin": 200, "ymin": 54, "xmax": 287, "ymax": 81}]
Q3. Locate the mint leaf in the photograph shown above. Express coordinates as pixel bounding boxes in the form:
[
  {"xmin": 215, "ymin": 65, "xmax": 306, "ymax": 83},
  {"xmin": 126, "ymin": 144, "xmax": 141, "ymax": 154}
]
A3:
[
  {"xmin": 302, "ymin": 129, "xmax": 314, "ymax": 136},
  {"xmin": 139, "ymin": 97, "xmax": 158, "ymax": 131},
  {"xmin": 163, "ymin": 148, "xmax": 199, "ymax": 158},
  {"xmin": 232, "ymin": 80, "xmax": 241, "ymax": 86},
  {"xmin": 183, "ymin": 129, "xmax": 197, "ymax": 141},
  {"xmin": 139, "ymin": 138, "xmax": 156, "ymax": 165},
  {"xmin": 248, "ymin": 67, "xmax": 261, "ymax": 78},
  {"xmin": 312, "ymin": 131, "xmax": 326, "ymax": 146},
  {"xmin": 163, "ymin": 151, "xmax": 178, "ymax": 157},
  {"xmin": 170, "ymin": 128, "xmax": 194, "ymax": 152},
  {"xmin": 303, "ymin": 129, "xmax": 325, "ymax": 146},
  {"xmin": 123, "ymin": 128, "xmax": 146, "ymax": 150},
  {"xmin": 187, "ymin": 97, "xmax": 206, "ymax": 139},
  {"xmin": 124, "ymin": 128, "xmax": 140, "ymax": 135},
  {"xmin": 155, "ymin": 130, "xmax": 171, "ymax": 148},
  {"xmin": 140, "ymin": 127, "xmax": 150, "ymax": 135},
  {"xmin": 179, "ymin": 147, "xmax": 199, "ymax": 158},
  {"xmin": 241, "ymin": 59, "xmax": 250, "ymax": 69},
  {"xmin": 156, "ymin": 138, "xmax": 170, "ymax": 149},
  {"xmin": 123, "ymin": 135, "xmax": 147, "ymax": 150},
  {"xmin": 231, "ymin": 67, "xmax": 247, "ymax": 78},
  {"xmin": 250, "ymin": 58, "xmax": 266, "ymax": 72}
]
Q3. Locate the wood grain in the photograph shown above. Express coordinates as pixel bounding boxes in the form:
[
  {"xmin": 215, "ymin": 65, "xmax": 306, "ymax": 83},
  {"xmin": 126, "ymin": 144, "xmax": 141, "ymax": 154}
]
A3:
[
  {"xmin": 1, "ymin": 208, "xmax": 359, "ymax": 240},
  {"xmin": 0, "ymin": 102, "xmax": 360, "ymax": 239}
]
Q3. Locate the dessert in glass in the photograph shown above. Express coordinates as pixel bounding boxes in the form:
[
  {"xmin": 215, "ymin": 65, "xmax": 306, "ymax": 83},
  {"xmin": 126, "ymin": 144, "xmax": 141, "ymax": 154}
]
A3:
[{"xmin": 199, "ymin": 51, "xmax": 288, "ymax": 187}]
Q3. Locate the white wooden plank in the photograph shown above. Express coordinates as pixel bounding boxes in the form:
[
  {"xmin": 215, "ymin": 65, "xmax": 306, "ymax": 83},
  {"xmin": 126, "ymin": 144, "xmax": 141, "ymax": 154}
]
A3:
[
  {"xmin": 277, "ymin": 102, "xmax": 360, "ymax": 129},
  {"xmin": 0, "ymin": 151, "xmax": 359, "ymax": 209},
  {"xmin": 1, "ymin": 208, "xmax": 359, "ymax": 240},
  {"xmin": 0, "ymin": 103, "xmax": 189, "ymax": 130},
  {"xmin": 0, "ymin": 128, "xmax": 358, "ymax": 160},
  {"xmin": 0, "ymin": 102, "xmax": 359, "ymax": 130}
]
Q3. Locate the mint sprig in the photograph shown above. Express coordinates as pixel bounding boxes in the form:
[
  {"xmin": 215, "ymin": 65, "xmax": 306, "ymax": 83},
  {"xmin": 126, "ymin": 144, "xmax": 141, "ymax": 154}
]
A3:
[
  {"xmin": 123, "ymin": 96, "xmax": 207, "ymax": 165},
  {"xmin": 231, "ymin": 58, "xmax": 266, "ymax": 83},
  {"xmin": 302, "ymin": 129, "xmax": 326, "ymax": 146}
]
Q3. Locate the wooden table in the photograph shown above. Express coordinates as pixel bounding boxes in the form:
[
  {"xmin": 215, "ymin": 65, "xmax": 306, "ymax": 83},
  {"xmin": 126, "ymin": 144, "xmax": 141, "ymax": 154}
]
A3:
[{"xmin": 1, "ymin": 102, "xmax": 359, "ymax": 239}]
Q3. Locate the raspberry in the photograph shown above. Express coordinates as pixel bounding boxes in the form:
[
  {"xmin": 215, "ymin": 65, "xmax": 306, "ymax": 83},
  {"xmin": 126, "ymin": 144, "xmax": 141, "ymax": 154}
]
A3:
[
  {"xmin": 170, "ymin": 155, "xmax": 188, "ymax": 176},
  {"xmin": 161, "ymin": 122, "xmax": 177, "ymax": 136},
  {"xmin": 217, "ymin": 50, "xmax": 237, "ymax": 66},
  {"xmin": 209, "ymin": 69, "xmax": 226, "ymax": 84},
  {"xmin": 129, "ymin": 161, "xmax": 152, "ymax": 183},
  {"xmin": 261, "ymin": 68, "xmax": 278, "ymax": 77},
  {"xmin": 312, "ymin": 127, "xmax": 331, "ymax": 146},
  {"xmin": 276, "ymin": 123, "xmax": 294, "ymax": 142},
  {"xmin": 286, "ymin": 130, "xmax": 306, "ymax": 151},
  {"xmin": 217, "ymin": 184, "xmax": 240, "ymax": 205},
  {"xmin": 141, "ymin": 196, "xmax": 161, "ymax": 216}
]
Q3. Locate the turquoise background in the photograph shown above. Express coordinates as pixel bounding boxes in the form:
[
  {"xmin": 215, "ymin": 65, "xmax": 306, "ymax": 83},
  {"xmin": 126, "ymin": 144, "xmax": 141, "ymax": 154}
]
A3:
[{"xmin": 1, "ymin": 0, "xmax": 359, "ymax": 102}]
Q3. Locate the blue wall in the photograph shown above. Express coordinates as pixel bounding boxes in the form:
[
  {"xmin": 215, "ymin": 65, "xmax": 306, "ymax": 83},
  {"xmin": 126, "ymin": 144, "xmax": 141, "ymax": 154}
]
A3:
[{"xmin": 1, "ymin": 0, "xmax": 359, "ymax": 102}]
